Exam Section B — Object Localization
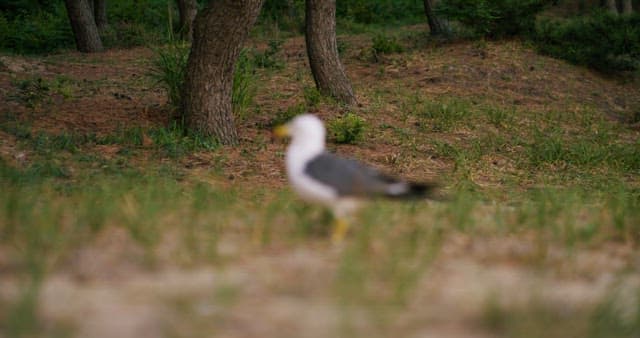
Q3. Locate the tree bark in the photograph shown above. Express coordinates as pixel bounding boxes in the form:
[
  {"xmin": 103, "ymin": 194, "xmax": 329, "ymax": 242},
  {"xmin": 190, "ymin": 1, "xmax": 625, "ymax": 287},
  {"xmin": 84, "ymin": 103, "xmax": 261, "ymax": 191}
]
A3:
[
  {"xmin": 423, "ymin": 0, "xmax": 445, "ymax": 36},
  {"xmin": 93, "ymin": 0, "xmax": 107, "ymax": 32},
  {"xmin": 183, "ymin": 0, "xmax": 263, "ymax": 145},
  {"xmin": 64, "ymin": 0, "xmax": 104, "ymax": 52},
  {"xmin": 606, "ymin": 0, "xmax": 619, "ymax": 14},
  {"xmin": 305, "ymin": 0, "xmax": 356, "ymax": 106},
  {"xmin": 622, "ymin": 0, "xmax": 633, "ymax": 13},
  {"xmin": 176, "ymin": 0, "xmax": 198, "ymax": 41}
]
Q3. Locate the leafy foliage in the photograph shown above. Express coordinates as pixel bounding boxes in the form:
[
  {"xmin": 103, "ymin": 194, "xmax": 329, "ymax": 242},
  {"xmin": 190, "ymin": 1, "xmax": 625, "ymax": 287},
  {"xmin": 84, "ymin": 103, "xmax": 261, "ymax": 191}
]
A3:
[
  {"xmin": 336, "ymin": 0, "xmax": 424, "ymax": 25},
  {"xmin": 0, "ymin": 4, "xmax": 73, "ymax": 54},
  {"xmin": 258, "ymin": 0, "xmax": 424, "ymax": 33},
  {"xmin": 328, "ymin": 113, "xmax": 366, "ymax": 144},
  {"xmin": 0, "ymin": 0, "xmax": 172, "ymax": 54},
  {"xmin": 435, "ymin": 0, "xmax": 549, "ymax": 38},
  {"xmin": 251, "ymin": 39, "xmax": 285, "ymax": 69},
  {"xmin": 371, "ymin": 33, "xmax": 404, "ymax": 55},
  {"xmin": 534, "ymin": 12, "xmax": 640, "ymax": 72}
]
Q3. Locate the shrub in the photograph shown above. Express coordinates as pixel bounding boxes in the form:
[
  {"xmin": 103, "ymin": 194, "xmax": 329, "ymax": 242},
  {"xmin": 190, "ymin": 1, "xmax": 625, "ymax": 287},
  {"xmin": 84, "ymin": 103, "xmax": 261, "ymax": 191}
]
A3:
[
  {"xmin": 0, "ymin": 0, "xmax": 171, "ymax": 54},
  {"xmin": 435, "ymin": 0, "xmax": 548, "ymax": 38},
  {"xmin": 252, "ymin": 39, "xmax": 285, "ymax": 69},
  {"xmin": 328, "ymin": 113, "xmax": 366, "ymax": 144},
  {"xmin": 258, "ymin": 0, "xmax": 424, "ymax": 32},
  {"xmin": 259, "ymin": 0, "xmax": 305, "ymax": 33},
  {"xmin": 371, "ymin": 34, "xmax": 403, "ymax": 55},
  {"xmin": 232, "ymin": 49, "xmax": 257, "ymax": 118},
  {"xmin": 534, "ymin": 12, "xmax": 640, "ymax": 73},
  {"xmin": 303, "ymin": 86, "xmax": 322, "ymax": 108},
  {"xmin": 150, "ymin": 41, "xmax": 190, "ymax": 114},
  {"xmin": 336, "ymin": 0, "xmax": 423, "ymax": 25},
  {"xmin": 0, "ymin": 5, "xmax": 74, "ymax": 54}
]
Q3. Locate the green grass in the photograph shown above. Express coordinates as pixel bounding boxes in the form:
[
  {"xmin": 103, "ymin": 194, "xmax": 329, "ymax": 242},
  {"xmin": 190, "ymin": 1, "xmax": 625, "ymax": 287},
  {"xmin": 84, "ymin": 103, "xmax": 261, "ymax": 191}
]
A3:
[
  {"xmin": 9, "ymin": 76, "xmax": 75, "ymax": 109},
  {"xmin": 1, "ymin": 152, "xmax": 639, "ymax": 336},
  {"xmin": 150, "ymin": 41, "xmax": 190, "ymax": 114},
  {"xmin": 327, "ymin": 113, "xmax": 367, "ymax": 144},
  {"xmin": 480, "ymin": 286, "xmax": 640, "ymax": 338}
]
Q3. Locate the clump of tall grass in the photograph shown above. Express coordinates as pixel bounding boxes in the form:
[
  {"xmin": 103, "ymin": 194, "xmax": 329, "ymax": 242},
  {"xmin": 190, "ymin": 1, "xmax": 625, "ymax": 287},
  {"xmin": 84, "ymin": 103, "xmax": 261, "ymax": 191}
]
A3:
[{"xmin": 150, "ymin": 40, "xmax": 190, "ymax": 115}]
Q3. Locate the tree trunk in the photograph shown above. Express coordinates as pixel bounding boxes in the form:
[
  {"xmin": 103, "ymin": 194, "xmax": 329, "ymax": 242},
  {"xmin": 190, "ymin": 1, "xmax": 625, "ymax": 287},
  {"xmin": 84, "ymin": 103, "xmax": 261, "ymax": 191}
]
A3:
[
  {"xmin": 622, "ymin": 0, "xmax": 633, "ymax": 13},
  {"xmin": 176, "ymin": 0, "xmax": 198, "ymax": 41},
  {"xmin": 423, "ymin": 0, "xmax": 445, "ymax": 36},
  {"xmin": 183, "ymin": 0, "xmax": 263, "ymax": 145},
  {"xmin": 305, "ymin": 0, "xmax": 356, "ymax": 106},
  {"xmin": 93, "ymin": 0, "xmax": 107, "ymax": 32},
  {"xmin": 606, "ymin": 0, "xmax": 619, "ymax": 14},
  {"xmin": 64, "ymin": 0, "xmax": 104, "ymax": 52}
]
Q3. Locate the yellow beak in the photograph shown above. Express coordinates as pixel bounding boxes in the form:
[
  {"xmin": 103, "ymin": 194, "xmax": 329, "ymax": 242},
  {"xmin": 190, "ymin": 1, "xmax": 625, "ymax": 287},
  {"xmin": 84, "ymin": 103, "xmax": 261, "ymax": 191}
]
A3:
[{"xmin": 273, "ymin": 124, "xmax": 290, "ymax": 138}]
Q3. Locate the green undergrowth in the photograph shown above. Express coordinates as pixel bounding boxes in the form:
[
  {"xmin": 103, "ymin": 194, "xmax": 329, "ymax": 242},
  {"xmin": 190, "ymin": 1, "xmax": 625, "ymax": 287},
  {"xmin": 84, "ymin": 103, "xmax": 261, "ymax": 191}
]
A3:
[
  {"xmin": 1, "ymin": 119, "xmax": 219, "ymax": 165},
  {"xmin": 397, "ymin": 94, "xmax": 640, "ymax": 190},
  {"xmin": 482, "ymin": 286, "xmax": 640, "ymax": 338},
  {"xmin": 1, "ymin": 160, "xmax": 638, "ymax": 336}
]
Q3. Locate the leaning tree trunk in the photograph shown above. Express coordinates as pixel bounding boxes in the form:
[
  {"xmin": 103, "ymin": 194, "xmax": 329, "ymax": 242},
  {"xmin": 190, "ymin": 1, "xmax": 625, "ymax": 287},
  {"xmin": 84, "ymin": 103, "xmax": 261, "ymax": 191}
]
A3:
[
  {"xmin": 183, "ymin": 0, "xmax": 263, "ymax": 145},
  {"xmin": 176, "ymin": 0, "xmax": 198, "ymax": 41},
  {"xmin": 64, "ymin": 0, "xmax": 104, "ymax": 52},
  {"xmin": 423, "ymin": 0, "xmax": 445, "ymax": 36},
  {"xmin": 622, "ymin": 0, "xmax": 633, "ymax": 13},
  {"xmin": 93, "ymin": 0, "xmax": 107, "ymax": 32},
  {"xmin": 305, "ymin": 0, "xmax": 356, "ymax": 106},
  {"xmin": 606, "ymin": 0, "xmax": 619, "ymax": 14}
]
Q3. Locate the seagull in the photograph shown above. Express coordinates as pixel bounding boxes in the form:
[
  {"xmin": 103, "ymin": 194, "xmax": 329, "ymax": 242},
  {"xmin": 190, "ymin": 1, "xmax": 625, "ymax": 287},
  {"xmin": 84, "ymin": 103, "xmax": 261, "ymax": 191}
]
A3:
[{"xmin": 274, "ymin": 114, "xmax": 437, "ymax": 242}]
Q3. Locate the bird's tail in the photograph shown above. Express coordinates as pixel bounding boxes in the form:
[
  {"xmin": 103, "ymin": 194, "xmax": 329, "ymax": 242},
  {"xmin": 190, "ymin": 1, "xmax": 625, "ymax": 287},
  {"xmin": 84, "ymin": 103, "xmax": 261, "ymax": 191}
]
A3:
[{"xmin": 384, "ymin": 181, "xmax": 439, "ymax": 200}]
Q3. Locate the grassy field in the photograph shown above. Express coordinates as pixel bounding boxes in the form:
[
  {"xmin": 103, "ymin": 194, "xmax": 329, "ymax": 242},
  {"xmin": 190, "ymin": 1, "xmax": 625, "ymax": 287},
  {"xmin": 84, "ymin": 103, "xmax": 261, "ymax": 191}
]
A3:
[{"xmin": 1, "ymin": 26, "xmax": 639, "ymax": 338}]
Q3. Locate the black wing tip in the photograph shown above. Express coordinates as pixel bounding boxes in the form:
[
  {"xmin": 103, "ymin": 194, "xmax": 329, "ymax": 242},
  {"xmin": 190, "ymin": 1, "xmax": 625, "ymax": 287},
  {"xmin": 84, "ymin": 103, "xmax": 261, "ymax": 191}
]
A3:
[
  {"xmin": 408, "ymin": 182, "xmax": 438, "ymax": 198},
  {"xmin": 386, "ymin": 181, "xmax": 440, "ymax": 200}
]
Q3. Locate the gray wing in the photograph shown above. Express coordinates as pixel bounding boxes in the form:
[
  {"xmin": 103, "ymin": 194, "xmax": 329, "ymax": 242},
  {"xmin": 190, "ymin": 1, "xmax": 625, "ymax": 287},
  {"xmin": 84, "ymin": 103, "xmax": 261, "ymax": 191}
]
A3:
[{"xmin": 304, "ymin": 152, "xmax": 399, "ymax": 197}]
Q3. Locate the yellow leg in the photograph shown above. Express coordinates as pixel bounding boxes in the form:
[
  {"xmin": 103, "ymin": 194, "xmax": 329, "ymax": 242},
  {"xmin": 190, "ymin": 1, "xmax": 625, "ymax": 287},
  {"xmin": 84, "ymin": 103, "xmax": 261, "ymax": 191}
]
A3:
[{"xmin": 331, "ymin": 218, "xmax": 349, "ymax": 244}]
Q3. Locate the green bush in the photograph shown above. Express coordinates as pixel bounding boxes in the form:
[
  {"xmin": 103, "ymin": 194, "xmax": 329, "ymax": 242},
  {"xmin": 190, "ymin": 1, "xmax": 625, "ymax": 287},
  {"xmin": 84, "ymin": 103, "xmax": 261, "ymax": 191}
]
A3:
[
  {"xmin": 259, "ymin": 0, "xmax": 305, "ymax": 33},
  {"xmin": 0, "ymin": 5, "xmax": 74, "ymax": 54},
  {"xmin": 534, "ymin": 12, "xmax": 640, "ymax": 73},
  {"xmin": 328, "ymin": 113, "xmax": 366, "ymax": 144},
  {"xmin": 258, "ymin": 0, "xmax": 424, "ymax": 33},
  {"xmin": 251, "ymin": 39, "xmax": 285, "ymax": 69},
  {"xmin": 0, "ymin": 0, "xmax": 171, "ymax": 54},
  {"xmin": 435, "ymin": 0, "xmax": 548, "ymax": 38},
  {"xmin": 336, "ymin": 0, "xmax": 423, "ymax": 25},
  {"xmin": 371, "ymin": 33, "xmax": 404, "ymax": 55}
]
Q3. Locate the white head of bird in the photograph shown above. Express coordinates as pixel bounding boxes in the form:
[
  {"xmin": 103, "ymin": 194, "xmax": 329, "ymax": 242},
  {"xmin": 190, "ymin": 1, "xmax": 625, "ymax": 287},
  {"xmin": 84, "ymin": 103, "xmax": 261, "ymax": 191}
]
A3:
[{"xmin": 274, "ymin": 114, "xmax": 326, "ymax": 156}]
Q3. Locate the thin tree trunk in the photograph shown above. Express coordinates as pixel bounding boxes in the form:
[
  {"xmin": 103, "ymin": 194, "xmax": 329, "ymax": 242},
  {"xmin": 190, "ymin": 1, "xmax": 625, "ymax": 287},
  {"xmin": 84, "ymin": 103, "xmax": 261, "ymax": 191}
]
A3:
[
  {"xmin": 622, "ymin": 0, "xmax": 633, "ymax": 13},
  {"xmin": 183, "ymin": 0, "xmax": 263, "ymax": 145},
  {"xmin": 305, "ymin": 0, "xmax": 356, "ymax": 106},
  {"xmin": 93, "ymin": 0, "xmax": 107, "ymax": 32},
  {"xmin": 423, "ymin": 0, "xmax": 445, "ymax": 36},
  {"xmin": 176, "ymin": 0, "xmax": 197, "ymax": 41},
  {"xmin": 64, "ymin": 0, "xmax": 104, "ymax": 52},
  {"xmin": 606, "ymin": 0, "xmax": 619, "ymax": 14}
]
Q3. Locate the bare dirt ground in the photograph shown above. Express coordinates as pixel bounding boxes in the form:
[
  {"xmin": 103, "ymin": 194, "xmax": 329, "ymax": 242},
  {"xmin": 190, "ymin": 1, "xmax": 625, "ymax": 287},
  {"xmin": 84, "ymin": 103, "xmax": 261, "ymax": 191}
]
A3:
[{"xmin": 1, "ymin": 33, "xmax": 639, "ymax": 338}]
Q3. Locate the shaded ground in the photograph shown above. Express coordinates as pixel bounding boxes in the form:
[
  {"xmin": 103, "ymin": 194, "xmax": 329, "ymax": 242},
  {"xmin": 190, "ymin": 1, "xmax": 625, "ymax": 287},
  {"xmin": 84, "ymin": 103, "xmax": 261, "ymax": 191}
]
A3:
[{"xmin": 1, "ymin": 30, "xmax": 639, "ymax": 338}]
